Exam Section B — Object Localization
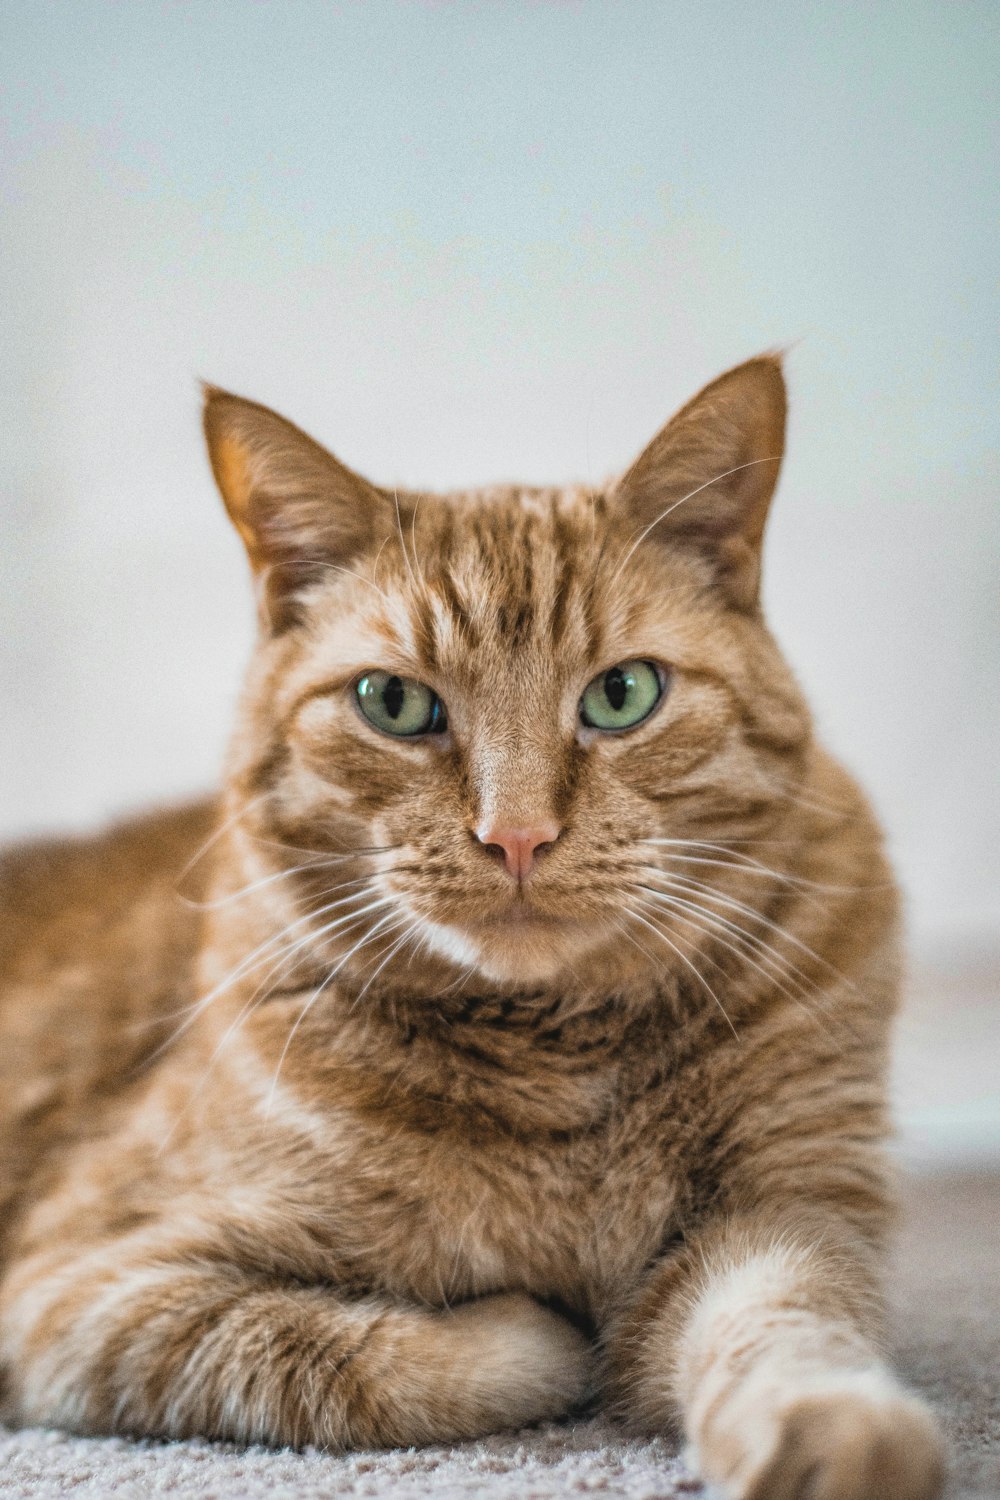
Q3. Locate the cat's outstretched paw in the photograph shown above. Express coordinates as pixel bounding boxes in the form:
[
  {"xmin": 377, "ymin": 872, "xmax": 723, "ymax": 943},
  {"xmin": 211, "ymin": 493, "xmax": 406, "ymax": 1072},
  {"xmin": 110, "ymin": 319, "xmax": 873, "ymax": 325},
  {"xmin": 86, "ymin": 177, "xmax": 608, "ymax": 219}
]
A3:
[{"xmin": 703, "ymin": 1376, "xmax": 945, "ymax": 1500}]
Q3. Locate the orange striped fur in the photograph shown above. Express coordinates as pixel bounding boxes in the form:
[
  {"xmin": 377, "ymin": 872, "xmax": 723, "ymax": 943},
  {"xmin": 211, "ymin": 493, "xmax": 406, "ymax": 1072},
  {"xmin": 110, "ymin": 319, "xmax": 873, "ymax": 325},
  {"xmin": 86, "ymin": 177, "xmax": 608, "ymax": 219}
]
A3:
[{"xmin": 0, "ymin": 359, "xmax": 943, "ymax": 1497}]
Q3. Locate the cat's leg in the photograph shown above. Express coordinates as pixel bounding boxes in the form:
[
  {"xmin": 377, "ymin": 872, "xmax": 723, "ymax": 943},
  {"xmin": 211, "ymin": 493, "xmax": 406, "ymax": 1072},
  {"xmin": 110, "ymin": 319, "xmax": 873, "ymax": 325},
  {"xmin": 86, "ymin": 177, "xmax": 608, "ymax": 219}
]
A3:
[
  {"xmin": 605, "ymin": 1207, "xmax": 944, "ymax": 1500},
  {"xmin": 0, "ymin": 1227, "xmax": 592, "ymax": 1445}
]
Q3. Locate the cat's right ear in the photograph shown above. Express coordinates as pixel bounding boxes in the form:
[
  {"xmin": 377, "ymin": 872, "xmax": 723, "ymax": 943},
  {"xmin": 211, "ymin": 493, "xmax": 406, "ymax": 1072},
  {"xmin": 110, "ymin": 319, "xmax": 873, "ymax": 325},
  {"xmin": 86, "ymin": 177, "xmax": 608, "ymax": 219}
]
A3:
[
  {"xmin": 202, "ymin": 387, "xmax": 389, "ymax": 630},
  {"xmin": 612, "ymin": 356, "xmax": 787, "ymax": 610}
]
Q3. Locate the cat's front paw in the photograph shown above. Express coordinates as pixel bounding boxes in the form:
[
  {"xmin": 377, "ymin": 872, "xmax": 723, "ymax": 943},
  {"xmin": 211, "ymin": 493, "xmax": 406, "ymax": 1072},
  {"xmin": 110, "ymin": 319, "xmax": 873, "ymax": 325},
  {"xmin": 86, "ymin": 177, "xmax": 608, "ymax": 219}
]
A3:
[
  {"xmin": 446, "ymin": 1290, "xmax": 593, "ymax": 1428},
  {"xmin": 441, "ymin": 1291, "xmax": 594, "ymax": 1434},
  {"xmin": 328, "ymin": 1289, "xmax": 593, "ymax": 1449},
  {"xmin": 704, "ymin": 1375, "xmax": 945, "ymax": 1500}
]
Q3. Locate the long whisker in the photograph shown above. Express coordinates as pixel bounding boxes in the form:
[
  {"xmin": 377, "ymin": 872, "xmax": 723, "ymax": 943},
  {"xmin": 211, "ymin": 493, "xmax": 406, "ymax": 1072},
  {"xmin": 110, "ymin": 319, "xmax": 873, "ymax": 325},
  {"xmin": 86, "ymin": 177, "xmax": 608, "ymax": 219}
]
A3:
[
  {"xmin": 642, "ymin": 836, "xmax": 820, "ymax": 884},
  {"xmin": 639, "ymin": 880, "xmax": 812, "ymax": 986},
  {"xmin": 640, "ymin": 843, "xmax": 877, "ymax": 897},
  {"xmin": 769, "ymin": 775, "xmax": 857, "ymax": 818},
  {"xmin": 179, "ymin": 867, "xmax": 377, "ymax": 913},
  {"xmin": 148, "ymin": 888, "xmax": 395, "ymax": 1059},
  {"xmin": 159, "ymin": 900, "xmax": 405, "ymax": 1152},
  {"xmin": 633, "ymin": 887, "xmax": 844, "ymax": 1043},
  {"xmin": 629, "ymin": 892, "xmax": 766, "ymax": 997},
  {"xmin": 613, "ymin": 914, "xmax": 671, "ymax": 976},
  {"xmin": 433, "ymin": 961, "xmax": 478, "ymax": 999},
  {"xmin": 632, "ymin": 888, "xmax": 840, "ymax": 1046},
  {"xmin": 607, "ymin": 456, "xmax": 783, "ymax": 586},
  {"xmin": 348, "ymin": 919, "xmax": 423, "ymax": 1013},
  {"xmin": 637, "ymin": 869, "xmax": 854, "ymax": 991},
  {"xmin": 621, "ymin": 905, "xmax": 739, "ymax": 1040},
  {"xmin": 297, "ymin": 558, "xmax": 393, "ymax": 607},
  {"xmin": 656, "ymin": 858, "xmax": 824, "ymax": 915},
  {"xmin": 236, "ymin": 892, "xmax": 398, "ymax": 1001},
  {"xmin": 201, "ymin": 842, "xmax": 400, "ymax": 901},
  {"xmin": 393, "ymin": 488, "xmax": 422, "ymax": 596},
  {"xmin": 174, "ymin": 793, "xmax": 270, "ymax": 891},
  {"xmin": 624, "ymin": 900, "xmax": 809, "ymax": 1042},
  {"xmin": 249, "ymin": 834, "xmax": 402, "ymax": 861},
  {"xmin": 634, "ymin": 885, "xmax": 832, "ymax": 1022},
  {"xmin": 408, "ymin": 491, "xmax": 430, "ymax": 594},
  {"xmin": 263, "ymin": 908, "xmax": 409, "ymax": 1117},
  {"xmin": 155, "ymin": 938, "xmax": 329, "ymax": 1152},
  {"xmin": 586, "ymin": 518, "xmax": 613, "ymax": 605},
  {"xmin": 127, "ymin": 879, "xmax": 371, "ymax": 1036}
]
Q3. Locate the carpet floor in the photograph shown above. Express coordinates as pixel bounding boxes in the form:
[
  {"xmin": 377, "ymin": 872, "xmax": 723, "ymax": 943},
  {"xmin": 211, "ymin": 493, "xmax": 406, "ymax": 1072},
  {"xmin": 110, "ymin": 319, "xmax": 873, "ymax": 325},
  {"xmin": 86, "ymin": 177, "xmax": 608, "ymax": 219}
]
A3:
[{"xmin": 1, "ymin": 1171, "xmax": 996, "ymax": 1499}]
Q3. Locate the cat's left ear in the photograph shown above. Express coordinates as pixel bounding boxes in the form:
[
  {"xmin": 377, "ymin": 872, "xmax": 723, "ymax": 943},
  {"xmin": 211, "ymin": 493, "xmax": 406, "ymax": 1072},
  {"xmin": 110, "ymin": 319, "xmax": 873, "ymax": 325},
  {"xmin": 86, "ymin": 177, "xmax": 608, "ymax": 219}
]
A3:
[
  {"xmin": 203, "ymin": 386, "xmax": 392, "ymax": 630},
  {"xmin": 613, "ymin": 355, "xmax": 786, "ymax": 609}
]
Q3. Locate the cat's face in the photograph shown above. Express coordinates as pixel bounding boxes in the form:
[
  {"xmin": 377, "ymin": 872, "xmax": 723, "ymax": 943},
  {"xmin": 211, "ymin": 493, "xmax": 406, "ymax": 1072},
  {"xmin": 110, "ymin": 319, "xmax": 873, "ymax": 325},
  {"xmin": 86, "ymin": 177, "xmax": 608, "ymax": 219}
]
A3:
[{"xmin": 206, "ymin": 359, "xmax": 810, "ymax": 987}]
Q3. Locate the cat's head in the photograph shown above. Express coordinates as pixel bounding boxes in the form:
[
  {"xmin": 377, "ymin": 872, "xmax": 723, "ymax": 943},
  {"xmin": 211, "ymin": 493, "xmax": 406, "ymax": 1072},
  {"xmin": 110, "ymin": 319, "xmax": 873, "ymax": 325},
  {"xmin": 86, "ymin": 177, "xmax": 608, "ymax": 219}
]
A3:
[{"xmin": 204, "ymin": 357, "xmax": 810, "ymax": 988}]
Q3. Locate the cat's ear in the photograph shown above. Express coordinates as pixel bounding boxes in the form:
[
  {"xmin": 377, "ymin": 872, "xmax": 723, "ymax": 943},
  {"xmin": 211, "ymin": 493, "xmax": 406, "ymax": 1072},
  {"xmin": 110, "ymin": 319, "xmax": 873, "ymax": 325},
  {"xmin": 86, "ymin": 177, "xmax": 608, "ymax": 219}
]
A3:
[
  {"xmin": 613, "ymin": 355, "xmax": 786, "ymax": 609},
  {"xmin": 203, "ymin": 386, "xmax": 390, "ymax": 629}
]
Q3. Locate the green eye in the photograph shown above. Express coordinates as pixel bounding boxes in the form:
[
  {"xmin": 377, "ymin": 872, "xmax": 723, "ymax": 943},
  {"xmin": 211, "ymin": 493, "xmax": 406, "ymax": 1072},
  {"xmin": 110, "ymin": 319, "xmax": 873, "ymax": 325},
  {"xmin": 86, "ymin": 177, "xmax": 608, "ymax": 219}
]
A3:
[
  {"xmin": 580, "ymin": 660, "xmax": 663, "ymax": 732},
  {"xmin": 356, "ymin": 672, "xmax": 447, "ymax": 737}
]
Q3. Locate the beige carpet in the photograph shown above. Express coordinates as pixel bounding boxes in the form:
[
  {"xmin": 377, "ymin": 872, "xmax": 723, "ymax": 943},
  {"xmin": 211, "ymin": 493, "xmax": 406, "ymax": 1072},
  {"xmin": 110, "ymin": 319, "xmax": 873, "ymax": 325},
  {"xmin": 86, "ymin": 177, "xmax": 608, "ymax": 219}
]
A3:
[{"xmin": 1, "ymin": 1172, "xmax": 997, "ymax": 1499}]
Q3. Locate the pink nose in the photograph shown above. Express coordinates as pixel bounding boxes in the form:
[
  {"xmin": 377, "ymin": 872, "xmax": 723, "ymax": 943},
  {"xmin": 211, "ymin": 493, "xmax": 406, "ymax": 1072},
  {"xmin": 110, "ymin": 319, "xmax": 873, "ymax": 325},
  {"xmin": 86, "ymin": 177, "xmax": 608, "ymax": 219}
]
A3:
[{"xmin": 475, "ymin": 820, "xmax": 562, "ymax": 882}]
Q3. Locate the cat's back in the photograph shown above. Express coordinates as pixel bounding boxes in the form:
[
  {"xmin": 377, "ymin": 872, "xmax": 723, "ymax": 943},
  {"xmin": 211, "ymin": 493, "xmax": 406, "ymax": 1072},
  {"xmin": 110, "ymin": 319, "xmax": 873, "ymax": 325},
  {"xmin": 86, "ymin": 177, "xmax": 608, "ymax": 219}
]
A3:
[{"xmin": 0, "ymin": 800, "xmax": 214, "ymax": 1249}]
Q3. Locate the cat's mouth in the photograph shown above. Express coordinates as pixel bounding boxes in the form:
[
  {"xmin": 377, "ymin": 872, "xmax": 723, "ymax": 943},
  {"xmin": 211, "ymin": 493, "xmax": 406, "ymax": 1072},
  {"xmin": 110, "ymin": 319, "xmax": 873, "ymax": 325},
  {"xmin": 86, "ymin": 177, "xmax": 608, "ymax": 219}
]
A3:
[{"xmin": 480, "ymin": 905, "xmax": 566, "ymax": 930}]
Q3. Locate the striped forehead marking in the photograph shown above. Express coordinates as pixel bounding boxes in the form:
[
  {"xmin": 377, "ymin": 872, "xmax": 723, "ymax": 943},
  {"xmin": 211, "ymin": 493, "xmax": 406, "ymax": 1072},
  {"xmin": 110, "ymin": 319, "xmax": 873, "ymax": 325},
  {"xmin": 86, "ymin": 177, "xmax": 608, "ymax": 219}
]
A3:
[{"xmin": 398, "ymin": 489, "xmax": 611, "ymax": 670}]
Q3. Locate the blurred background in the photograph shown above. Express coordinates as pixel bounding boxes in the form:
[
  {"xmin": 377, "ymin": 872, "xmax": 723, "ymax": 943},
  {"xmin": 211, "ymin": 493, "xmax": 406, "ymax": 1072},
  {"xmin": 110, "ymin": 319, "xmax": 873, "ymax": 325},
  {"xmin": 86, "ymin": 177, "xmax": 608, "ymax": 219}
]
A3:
[{"xmin": 2, "ymin": 2, "xmax": 997, "ymax": 1165}]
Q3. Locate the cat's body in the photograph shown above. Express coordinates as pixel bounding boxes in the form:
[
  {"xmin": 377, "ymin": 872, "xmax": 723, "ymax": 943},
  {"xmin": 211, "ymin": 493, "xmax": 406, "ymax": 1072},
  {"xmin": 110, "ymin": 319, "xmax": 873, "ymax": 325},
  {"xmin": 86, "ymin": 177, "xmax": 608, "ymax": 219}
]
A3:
[{"xmin": 0, "ymin": 360, "xmax": 944, "ymax": 1498}]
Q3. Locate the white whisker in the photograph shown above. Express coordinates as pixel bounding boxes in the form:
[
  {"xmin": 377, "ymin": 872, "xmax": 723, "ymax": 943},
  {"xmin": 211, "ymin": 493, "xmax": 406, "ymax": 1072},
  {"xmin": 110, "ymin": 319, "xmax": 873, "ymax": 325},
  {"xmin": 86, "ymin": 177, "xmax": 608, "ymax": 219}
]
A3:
[
  {"xmin": 640, "ymin": 844, "xmax": 873, "ymax": 898},
  {"xmin": 148, "ymin": 888, "xmax": 395, "ymax": 1060},
  {"xmin": 264, "ymin": 908, "xmax": 408, "ymax": 1117},
  {"xmin": 638, "ymin": 869, "xmax": 853, "ymax": 992},
  {"xmin": 174, "ymin": 793, "xmax": 270, "ymax": 891},
  {"xmin": 300, "ymin": 558, "xmax": 393, "ymax": 607},
  {"xmin": 621, "ymin": 905, "xmax": 739, "ymax": 1039},
  {"xmin": 634, "ymin": 886, "xmax": 835, "ymax": 1030},
  {"xmin": 608, "ymin": 456, "xmax": 782, "ymax": 585},
  {"xmin": 408, "ymin": 492, "xmax": 430, "ymax": 594},
  {"xmin": 159, "ymin": 897, "xmax": 407, "ymax": 1151},
  {"xmin": 348, "ymin": 920, "xmax": 423, "ymax": 1013},
  {"xmin": 249, "ymin": 834, "xmax": 401, "ymax": 862},
  {"xmin": 393, "ymin": 488, "xmax": 423, "ymax": 596},
  {"xmin": 180, "ymin": 868, "xmax": 374, "ymax": 913},
  {"xmin": 631, "ymin": 887, "xmax": 842, "ymax": 1045}
]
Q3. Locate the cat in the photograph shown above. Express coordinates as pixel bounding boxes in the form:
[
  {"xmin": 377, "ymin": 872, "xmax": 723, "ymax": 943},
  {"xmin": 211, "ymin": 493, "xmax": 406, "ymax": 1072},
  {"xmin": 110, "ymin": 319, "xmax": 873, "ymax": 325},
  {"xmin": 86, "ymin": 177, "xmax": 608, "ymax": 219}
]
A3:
[{"xmin": 0, "ymin": 356, "xmax": 944, "ymax": 1499}]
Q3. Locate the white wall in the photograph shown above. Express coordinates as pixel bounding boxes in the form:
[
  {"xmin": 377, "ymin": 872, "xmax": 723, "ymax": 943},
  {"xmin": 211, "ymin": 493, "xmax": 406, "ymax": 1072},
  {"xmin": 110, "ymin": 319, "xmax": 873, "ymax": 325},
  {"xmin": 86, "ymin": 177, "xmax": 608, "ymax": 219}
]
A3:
[{"xmin": 2, "ymin": 1, "xmax": 997, "ymax": 961}]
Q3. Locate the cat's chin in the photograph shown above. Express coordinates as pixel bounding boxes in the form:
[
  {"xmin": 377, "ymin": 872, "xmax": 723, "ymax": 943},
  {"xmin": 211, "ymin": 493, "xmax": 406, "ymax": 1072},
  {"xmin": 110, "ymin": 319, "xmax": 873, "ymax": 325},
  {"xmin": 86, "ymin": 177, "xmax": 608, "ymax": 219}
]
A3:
[
  {"xmin": 417, "ymin": 913, "xmax": 595, "ymax": 985},
  {"xmin": 473, "ymin": 945, "xmax": 572, "ymax": 985}
]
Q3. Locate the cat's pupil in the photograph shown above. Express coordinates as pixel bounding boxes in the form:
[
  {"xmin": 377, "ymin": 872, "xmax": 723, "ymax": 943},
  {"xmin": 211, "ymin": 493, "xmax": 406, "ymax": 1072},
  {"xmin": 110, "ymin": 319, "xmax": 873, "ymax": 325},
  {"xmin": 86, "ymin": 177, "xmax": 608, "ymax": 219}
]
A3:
[
  {"xmin": 605, "ymin": 667, "xmax": 628, "ymax": 712},
  {"xmin": 383, "ymin": 676, "xmax": 405, "ymax": 720}
]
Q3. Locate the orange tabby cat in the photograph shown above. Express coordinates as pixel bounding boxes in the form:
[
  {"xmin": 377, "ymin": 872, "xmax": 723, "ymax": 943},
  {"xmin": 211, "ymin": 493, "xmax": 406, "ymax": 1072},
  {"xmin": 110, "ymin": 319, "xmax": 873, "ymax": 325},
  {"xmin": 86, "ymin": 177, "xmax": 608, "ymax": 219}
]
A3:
[{"xmin": 0, "ymin": 358, "xmax": 944, "ymax": 1499}]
